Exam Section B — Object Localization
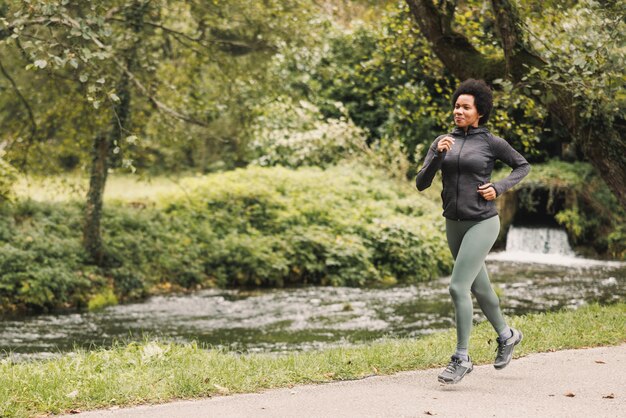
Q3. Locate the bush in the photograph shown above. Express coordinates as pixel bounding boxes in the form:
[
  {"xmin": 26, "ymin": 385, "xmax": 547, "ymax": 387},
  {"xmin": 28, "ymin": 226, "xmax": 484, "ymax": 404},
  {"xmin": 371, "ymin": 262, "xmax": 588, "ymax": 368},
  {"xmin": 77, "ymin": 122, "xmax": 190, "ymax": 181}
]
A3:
[{"xmin": 1, "ymin": 163, "xmax": 453, "ymax": 313}]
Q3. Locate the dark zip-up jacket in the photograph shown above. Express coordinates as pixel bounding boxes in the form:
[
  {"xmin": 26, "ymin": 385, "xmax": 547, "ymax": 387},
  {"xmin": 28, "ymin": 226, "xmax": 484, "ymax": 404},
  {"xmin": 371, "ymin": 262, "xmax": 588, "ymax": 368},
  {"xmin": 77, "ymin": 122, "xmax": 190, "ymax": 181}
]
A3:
[{"xmin": 416, "ymin": 126, "xmax": 530, "ymax": 221}]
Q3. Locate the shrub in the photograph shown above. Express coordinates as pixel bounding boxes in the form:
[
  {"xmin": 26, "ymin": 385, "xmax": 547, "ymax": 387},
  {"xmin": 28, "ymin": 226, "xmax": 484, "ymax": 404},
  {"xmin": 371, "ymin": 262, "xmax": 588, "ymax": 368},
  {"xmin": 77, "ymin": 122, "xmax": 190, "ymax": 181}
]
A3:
[{"xmin": 1, "ymin": 163, "xmax": 452, "ymax": 313}]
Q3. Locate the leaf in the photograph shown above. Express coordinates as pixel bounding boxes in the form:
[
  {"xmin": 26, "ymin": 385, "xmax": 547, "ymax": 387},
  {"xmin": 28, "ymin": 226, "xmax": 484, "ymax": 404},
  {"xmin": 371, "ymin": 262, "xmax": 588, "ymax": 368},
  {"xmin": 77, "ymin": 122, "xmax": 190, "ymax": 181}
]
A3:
[
  {"xmin": 602, "ymin": 393, "xmax": 615, "ymax": 399},
  {"xmin": 34, "ymin": 60, "xmax": 47, "ymax": 69},
  {"xmin": 564, "ymin": 392, "xmax": 575, "ymax": 397},
  {"xmin": 594, "ymin": 360, "xmax": 606, "ymax": 364},
  {"xmin": 213, "ymin": 384, "xmax": 229, "ymax": 395},
  {"xmin": 424, "ymin": 412, "xmax": 436, "ymax": 416}
]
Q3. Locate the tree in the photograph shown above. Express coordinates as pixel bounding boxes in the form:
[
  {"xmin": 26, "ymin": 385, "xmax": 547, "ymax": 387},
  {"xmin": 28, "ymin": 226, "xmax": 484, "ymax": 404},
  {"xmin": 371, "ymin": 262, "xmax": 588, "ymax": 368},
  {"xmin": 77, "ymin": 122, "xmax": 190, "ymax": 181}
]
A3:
[
  {"xmin": 405, "ymin": 0, "xmax": 626, "ymax": 208},
  {"xmin": 0, "ymin": 0, "xmax": 318, "ymax": 264}
]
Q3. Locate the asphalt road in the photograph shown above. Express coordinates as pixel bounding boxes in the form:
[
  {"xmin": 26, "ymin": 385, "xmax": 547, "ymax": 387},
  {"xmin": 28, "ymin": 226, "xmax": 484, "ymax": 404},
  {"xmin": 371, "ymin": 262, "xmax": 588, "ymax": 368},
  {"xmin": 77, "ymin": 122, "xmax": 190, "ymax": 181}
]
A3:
[{"xmin": 68, "ymin": 344, "xmax": 626, "ymax": 418}]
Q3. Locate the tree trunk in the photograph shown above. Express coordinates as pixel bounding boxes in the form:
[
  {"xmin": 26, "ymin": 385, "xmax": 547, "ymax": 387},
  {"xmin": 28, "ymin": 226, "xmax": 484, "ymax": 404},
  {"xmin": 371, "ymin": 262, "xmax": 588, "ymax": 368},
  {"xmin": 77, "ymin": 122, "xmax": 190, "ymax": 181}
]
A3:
[
  {"xmin": 82, "ymin": 71, "xmax": 132, "ymax": 264},
  {"xmin": 405, "ymin": 0, "xmax": 506, "ymax": 82},
  {"xmin": 82, "ymin": 0, "xmax": 146, "ymax": 264},
  {"xmin": 405, "ymin": 0, "xmax": 626, "ymax": 209},
  {"xmin": 83, "ymin": 133, "xmax": 110, "ymax": 264}
]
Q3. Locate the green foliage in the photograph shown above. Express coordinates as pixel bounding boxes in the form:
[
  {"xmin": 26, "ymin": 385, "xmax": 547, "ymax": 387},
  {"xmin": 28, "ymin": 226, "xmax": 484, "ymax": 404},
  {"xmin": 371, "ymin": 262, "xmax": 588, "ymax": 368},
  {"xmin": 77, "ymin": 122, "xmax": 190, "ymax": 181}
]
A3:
[
  {"xmin": 523, "ymin": 0, "xmax": 625, "ymax": 131},
  {"xmin": 268, "ymin": 0, "xmax": 549, "ymax": 181},
  {"xmin": 0, "ymin": 164, "xmax": 452, "ymax": 313},
  {"xmin": 0, "ymin": 153, "xmax": 17, "ymax": 203},
  {"xmin": 87, "ymin": 288, "xmax": 118, "ymax": 311},
  {"xmin": 251, "ymin": 100, "xmax": 366, "ymax": 168},
  {"xmin": 164, "ymin": 164, "xmax": 451, "ymax": 288},
  {"xmin": 0, "ymin": 0, "xmax": 325, "ymax": 174},
  {"xmin": 0, "ymin": 201, "xmax": 94, "ymax": 312},
  {"xmin": 554, "ymin": 208, "xmax": 585, "ymax": 240}
]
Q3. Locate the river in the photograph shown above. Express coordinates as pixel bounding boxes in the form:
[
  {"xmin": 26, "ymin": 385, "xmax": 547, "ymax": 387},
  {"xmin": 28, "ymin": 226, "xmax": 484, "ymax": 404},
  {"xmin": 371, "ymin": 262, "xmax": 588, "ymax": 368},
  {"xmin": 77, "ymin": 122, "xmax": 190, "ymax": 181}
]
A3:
[{"xmin": 1, "ymin": 227, "xmax": 624, "ymax": 361}]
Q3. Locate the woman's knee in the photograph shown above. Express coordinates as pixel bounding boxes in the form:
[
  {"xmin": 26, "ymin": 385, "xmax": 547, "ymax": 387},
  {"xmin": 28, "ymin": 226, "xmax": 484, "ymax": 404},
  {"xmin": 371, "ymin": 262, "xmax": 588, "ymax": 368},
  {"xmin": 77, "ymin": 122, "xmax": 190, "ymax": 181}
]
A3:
[{"xmin": 449, "ymin": 282, "xmax": 470, "ymax": 301}]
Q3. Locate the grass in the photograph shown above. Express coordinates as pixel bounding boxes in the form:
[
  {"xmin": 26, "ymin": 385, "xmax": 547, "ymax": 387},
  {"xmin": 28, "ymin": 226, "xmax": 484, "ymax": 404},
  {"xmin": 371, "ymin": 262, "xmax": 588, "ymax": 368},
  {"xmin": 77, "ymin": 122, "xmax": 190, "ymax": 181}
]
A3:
[
  {"xmin": 1, "ymin": 303, "xmax": 624, "ymax": 417},
  {"xmin": 13, "ymin": 173, "xmax": 191, "ymax": 203}
]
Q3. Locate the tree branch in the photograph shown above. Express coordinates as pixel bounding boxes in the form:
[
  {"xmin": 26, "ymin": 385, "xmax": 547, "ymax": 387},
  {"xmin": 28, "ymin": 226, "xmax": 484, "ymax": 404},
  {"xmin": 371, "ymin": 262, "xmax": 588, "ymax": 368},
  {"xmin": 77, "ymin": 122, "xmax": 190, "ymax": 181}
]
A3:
[
  {"xmin": 0, "ymin": 58, "xmax": 37, "ymax": 139},
  {"xmin": 112, "ymin": 57, "xmax": 208, "ymax": 127},
  {"xmin": 5, "ymin": 13, "xmax": 209, "ymax": 128},
  {"xmin": 405, "ymin": 0, "xmax": 506, "ymax": 82},
  {"xmin": 489, "ymin": 0, "xmax": 545, "ymax": 80}
]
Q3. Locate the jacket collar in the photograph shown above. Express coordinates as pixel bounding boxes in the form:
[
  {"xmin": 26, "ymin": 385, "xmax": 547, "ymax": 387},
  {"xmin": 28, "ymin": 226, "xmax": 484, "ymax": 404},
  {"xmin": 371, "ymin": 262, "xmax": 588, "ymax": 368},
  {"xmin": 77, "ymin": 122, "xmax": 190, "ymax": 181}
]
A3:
[{"xmin": 451, "ymin": 125, "xmax": 490, "ymax": 136}]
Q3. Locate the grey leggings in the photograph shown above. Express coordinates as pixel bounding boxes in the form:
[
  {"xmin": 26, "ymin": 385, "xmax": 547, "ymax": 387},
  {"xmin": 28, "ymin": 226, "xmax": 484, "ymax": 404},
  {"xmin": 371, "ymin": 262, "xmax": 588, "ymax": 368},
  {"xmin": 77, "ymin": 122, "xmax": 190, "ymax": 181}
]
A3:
[{"xmin": 446, "ymin": 215, "xmax": 507, "ymax": 351}]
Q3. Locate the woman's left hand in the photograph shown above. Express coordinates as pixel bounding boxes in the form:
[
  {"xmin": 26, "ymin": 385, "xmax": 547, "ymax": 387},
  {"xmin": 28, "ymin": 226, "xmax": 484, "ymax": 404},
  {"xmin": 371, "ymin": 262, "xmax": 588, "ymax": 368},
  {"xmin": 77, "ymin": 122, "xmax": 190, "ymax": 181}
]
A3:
[{"xmin": 478, "ymin": 183, "xmax": 497, "ymax": 201}]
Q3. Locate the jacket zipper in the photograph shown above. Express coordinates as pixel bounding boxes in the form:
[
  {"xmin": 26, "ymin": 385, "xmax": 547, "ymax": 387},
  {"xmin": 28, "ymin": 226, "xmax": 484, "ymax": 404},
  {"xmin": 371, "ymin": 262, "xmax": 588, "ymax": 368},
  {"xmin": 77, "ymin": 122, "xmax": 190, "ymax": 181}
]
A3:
[{"xmin": 455, "ymin": 131, "xmax": 467, "ymax": 220}]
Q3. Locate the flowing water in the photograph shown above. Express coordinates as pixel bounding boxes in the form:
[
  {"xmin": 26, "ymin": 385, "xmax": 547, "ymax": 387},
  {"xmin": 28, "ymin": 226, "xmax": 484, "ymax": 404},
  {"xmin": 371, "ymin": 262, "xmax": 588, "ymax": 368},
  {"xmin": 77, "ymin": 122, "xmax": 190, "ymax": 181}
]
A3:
[{"xmin": 1, "ymin": 227, "xmax": 625, "ymax": 361}]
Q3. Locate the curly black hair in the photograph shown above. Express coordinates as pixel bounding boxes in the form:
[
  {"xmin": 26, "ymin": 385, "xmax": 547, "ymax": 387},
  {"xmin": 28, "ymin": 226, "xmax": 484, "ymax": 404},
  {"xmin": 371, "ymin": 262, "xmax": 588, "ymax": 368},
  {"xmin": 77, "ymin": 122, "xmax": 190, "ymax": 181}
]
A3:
[{"xmin": 451, "ymin": 79, "xmax": 493, "ymax": 125}]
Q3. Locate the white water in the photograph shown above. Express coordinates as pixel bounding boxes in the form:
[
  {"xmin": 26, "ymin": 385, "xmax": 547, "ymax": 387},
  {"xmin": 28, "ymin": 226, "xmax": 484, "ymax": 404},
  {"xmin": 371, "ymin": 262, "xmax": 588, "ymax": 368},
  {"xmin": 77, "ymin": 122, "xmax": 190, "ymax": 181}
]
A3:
[{"xmin": 487, "ymin": 226, "xmax": 626, "ymax": 267}]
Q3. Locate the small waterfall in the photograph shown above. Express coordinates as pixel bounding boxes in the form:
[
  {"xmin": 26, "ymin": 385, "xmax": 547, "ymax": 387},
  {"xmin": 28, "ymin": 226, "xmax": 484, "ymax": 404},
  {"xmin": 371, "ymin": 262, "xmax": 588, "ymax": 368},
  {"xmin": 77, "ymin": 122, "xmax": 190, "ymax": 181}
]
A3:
[
  {"xmin": 505, "ymin": 226, "xmax": 575, "ymax": 256},
  {"xmin": 488, "ymin": 225, "xmax": 626, "ymax": 266}
]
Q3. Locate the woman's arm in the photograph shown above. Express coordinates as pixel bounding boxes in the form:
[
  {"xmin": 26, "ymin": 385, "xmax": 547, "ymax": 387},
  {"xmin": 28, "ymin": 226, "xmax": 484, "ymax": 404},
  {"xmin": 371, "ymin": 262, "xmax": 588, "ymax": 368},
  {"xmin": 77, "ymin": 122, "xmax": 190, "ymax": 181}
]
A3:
[
  {"xmin": 489, "ymin": 135, "xmax": 531, "ymax": 196},
  {"xmin": 416, "ymin": 136, "xmax": 447, "ymax": 191}
]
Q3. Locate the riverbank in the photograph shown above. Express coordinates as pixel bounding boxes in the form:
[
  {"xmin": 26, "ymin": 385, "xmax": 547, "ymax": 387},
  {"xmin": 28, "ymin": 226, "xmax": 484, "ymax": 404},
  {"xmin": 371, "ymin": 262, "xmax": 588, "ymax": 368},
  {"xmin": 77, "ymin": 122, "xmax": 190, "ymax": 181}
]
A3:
[{"xmin": 1, "ymin": 303, "xmax": 624, "ymax": 417}]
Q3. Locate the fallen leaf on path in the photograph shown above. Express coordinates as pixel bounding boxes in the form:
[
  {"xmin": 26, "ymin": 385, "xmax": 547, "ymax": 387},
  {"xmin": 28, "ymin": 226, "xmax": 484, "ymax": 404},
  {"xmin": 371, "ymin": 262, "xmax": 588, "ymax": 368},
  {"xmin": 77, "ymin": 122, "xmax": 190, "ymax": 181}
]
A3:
[
  {"xmin": 548, "ymin": 394, "xmax": 555, "ymax": 397},
  {"xmin": 602, "ymin": 393, "xmax": 615, "ymax": 399},
  {"xmin": 213, "ymin": 384, "xmax": 229, "ymax": 395},
  {"xmin": 424, "ymin": 411, "xmax": 436, "ymax": 416},
  {"xmin": 68, "ymin": 410, "xmax": 81, "ymax": 414},
  {"xmin": 564, "ymin": 392, "xmax": 575, "ymax": 397},
  {"xmin": 595, "ymin": 360, "xmax": 606, "ymax": 364}
]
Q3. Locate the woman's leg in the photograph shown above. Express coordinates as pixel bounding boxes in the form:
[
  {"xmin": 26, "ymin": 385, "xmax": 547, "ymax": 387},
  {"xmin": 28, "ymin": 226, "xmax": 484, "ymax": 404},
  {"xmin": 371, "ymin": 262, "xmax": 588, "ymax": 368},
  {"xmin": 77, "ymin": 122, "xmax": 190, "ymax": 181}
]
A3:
[
  {"xmin": 446, "ymin": 216, "xmax": 500, "ymax": 353},
  {"xmin": 471, "ymin": 265, "xmax": 508, "ymax": 335}
]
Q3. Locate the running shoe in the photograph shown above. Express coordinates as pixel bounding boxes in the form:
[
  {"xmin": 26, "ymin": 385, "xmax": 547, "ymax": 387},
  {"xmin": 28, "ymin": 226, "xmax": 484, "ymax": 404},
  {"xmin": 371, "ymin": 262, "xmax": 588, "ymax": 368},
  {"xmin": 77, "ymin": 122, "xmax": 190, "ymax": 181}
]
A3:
[
  {"xmin": 494, "ymin": 328, "xmax": 523, "ymax": 370},
  {"xmin": 438, "ymin": 355, "xmax": 473, "ymax": 384}
]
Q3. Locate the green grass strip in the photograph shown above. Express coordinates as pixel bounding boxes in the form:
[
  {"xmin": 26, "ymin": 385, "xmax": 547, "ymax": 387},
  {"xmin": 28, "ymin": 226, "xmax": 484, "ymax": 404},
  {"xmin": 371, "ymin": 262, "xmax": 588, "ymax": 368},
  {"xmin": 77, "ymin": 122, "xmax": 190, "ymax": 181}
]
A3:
[{"xmin": 1, "ymin": 303, "xmax": 624, "ymax": 417}]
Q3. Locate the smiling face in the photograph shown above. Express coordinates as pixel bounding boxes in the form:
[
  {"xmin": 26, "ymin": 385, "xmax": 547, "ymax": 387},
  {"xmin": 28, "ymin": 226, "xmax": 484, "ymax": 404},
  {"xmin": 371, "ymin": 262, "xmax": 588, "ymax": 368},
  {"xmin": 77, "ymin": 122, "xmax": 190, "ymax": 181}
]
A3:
[{"xmin": 453, "ymin": 94, "xmax": 482, "ymax": 129}]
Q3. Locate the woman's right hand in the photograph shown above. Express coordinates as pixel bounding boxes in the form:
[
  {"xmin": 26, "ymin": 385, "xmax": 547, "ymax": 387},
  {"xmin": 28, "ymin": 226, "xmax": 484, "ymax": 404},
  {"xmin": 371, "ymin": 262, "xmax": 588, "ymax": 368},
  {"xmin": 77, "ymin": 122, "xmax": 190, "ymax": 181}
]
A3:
[{"xmin": 437, "ymin": 136, "xmax": 455, "ymax": 153}]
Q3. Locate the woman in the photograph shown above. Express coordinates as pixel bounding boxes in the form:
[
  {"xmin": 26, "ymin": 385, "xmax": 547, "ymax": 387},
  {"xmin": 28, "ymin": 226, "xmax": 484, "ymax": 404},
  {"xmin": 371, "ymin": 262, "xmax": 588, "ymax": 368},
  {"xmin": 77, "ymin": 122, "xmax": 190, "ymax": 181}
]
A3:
[{"xmin": 416, "ymin": 79, "xmax": 530, "ymax": 384}]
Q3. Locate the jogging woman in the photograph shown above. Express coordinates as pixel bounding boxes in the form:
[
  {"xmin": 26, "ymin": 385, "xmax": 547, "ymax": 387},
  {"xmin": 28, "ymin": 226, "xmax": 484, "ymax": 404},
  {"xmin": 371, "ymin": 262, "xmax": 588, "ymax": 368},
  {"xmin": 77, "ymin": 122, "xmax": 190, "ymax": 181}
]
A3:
[{"xmin": 416, "ymin": 79, "xmax": 530, "ymax": 384}]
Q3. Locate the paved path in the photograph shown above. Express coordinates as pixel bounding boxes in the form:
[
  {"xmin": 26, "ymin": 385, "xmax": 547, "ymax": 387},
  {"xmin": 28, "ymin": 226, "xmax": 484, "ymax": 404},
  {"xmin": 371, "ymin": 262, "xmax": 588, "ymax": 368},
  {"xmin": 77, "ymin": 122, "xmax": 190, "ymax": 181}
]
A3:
[{"xmin": 70, "ymin": 344, "xmax": 626, "ymax": 418}]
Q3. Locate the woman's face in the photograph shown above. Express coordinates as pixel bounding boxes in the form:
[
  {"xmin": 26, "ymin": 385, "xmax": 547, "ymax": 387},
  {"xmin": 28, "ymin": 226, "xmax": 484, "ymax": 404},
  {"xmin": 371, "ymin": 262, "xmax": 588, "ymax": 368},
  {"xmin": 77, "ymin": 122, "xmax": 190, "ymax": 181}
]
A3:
[{"xmin": 454, "ymin": 94, "xmax": 482, "ymax": 129}]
